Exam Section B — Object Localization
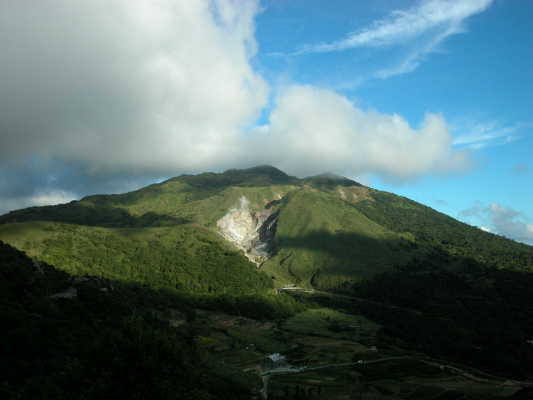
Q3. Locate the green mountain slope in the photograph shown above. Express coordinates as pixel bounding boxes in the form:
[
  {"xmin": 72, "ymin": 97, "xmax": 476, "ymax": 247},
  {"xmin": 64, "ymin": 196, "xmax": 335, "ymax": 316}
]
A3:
[
  {"xmin": 0, "ymin": 241, "xmax": 262, "ymax": 400},
  {"xmin": 2, "ymin": 167, "xmax": 533, "ymax": 395},
  {"xmin": 0, "ymin": 222, "xmax": 272, "ymax": 294},
  {"xmin": 0, "ymin": 166, "xmax": 531, "ymax": 294},
  {"xmin": 262, "ymin": 186, "xmax": 413, "ymax": 288},
  {"xmin": 352, "ymin": 190, "xmax": 533, "ymax": 269}
]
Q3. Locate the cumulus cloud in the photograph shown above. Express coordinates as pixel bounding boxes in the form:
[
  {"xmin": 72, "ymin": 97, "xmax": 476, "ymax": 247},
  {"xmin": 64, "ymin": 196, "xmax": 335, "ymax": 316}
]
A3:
[
  {"xmin": 0, "ymin": 0, "xmax": 267, "ymax": 173},
  {"xmin": 0, "ymin": 1, "xmax": 469, "ymax": 212},
  {"xmin": 488, "ymin": 203, "xmax": 533, "ymax": 245},
  {"xmin": 297, "ymin": 0, "xmax": 493, "ymax": 78},
  {"xmin": 459, "ymin": 202, "xmax": 533, "ymax": 245},
  {"xmin": 249, "ymin": 85, "xmax": 468, "ymax": 179}
]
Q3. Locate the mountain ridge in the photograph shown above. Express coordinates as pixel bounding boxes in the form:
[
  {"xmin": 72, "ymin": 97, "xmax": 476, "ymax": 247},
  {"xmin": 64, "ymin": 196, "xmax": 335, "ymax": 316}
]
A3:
[
  {"xmin": 0, "ymin": 166, "xmax": 531, "ymax": 294},
  {"xmin": 2, "ymin": 166, "xmax": 533, "ymax": 394}
]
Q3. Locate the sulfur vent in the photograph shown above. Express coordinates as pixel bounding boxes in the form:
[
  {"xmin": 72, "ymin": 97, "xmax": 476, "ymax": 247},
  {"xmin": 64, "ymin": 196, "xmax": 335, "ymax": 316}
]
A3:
[{"xmin": 217, "ymin": 196, "xmax": 279, "ymax": 265}]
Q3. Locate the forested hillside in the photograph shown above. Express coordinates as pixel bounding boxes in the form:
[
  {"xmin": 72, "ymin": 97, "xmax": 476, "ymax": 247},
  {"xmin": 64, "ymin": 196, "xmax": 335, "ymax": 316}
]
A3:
[
  {"xmin": 0, "ymin": 241, "xmax": 259, "ymax": 399},
  {"xmin": 1, "ymin": 166, "xmax": 531, "ymax": 294},
  {"xmin": 2, "ymin": 167, "xmax": 533, "ymax": 398}
]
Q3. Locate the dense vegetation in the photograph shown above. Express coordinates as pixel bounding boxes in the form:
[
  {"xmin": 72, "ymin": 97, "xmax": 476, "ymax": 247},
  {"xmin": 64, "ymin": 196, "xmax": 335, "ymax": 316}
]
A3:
[
  {"xmin": 0, "ymin": 241, "xmax": 250, "ymax": 399},
  {"xmin": 353, "ymin": 191, "xmax": 533, "ymax": 270},
  {"xmin": 1, "ymin": 166, "xmax": 531, "ymax": 293},
  {"xmin": 2, "ymin": 166, "xmax": 533, "ymax": 397},
  {"xmin": 0, "ymin": 241, "xmax": 310, "ymax": 399},
  {"xmin": 0, "ymin": 222, "xmax": 273, "ymax": 296},
  {"xmin": 350, "ymin": 249, "xmax": 533, "ymax": 379}
]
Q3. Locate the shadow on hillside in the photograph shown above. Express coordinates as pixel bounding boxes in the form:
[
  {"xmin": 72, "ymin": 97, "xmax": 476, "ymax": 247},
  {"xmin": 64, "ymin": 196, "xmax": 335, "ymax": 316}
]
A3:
[
  {"xmin": 1, "ymin": 239, "xmax": 295, "ymax": 325},
  {"xmin": 0, "ymin": 240, "xmax": 279, "ymax": 400},
  {"xmin": 275, "ymin": 230, "xmax": 415, "ymax": 265},
  {"xmin": 0, "ymin": 203, "xmax": 191, "ymax": 228}
]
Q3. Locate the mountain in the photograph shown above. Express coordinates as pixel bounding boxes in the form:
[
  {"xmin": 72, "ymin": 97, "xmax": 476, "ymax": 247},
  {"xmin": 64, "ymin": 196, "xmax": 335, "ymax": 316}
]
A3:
[
  {"xmin": 2, "ymin": 166, "xmax": 533, "ymax": 398},
  {"xmin": 0, "ymin": 166, "xmax": 531, "ymax": 294}
]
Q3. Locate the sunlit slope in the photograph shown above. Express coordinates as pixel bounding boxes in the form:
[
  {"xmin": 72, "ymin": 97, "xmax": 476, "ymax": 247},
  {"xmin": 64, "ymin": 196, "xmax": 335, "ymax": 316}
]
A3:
[
  {"xmin": 0, "ymin": 221, "xmax": 272, "ymax": 294},
  {"xmin": 0, "ymin": 167, "xmax": 300, "ymax": 293},
  {"xmin": 262, "ymin": 187, "xmax": 413, "ymax": 288},
  {"xmin": 0, "ymin": 166, "xmax": 298, "ymax": 228},
  {"xmin": 0, "ymin": 166, "xmax": 531, "ymax": 294},
  {"xmin": 351, "ymin": 190, "xmax": 533, "ymax": 270}
]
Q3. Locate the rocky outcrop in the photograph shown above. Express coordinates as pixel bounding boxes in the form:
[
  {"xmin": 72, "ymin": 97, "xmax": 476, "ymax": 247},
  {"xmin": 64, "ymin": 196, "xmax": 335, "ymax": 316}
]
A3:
[{"xmin": 217, "ymin": 196, "xmax": 279, "ymax": 265}]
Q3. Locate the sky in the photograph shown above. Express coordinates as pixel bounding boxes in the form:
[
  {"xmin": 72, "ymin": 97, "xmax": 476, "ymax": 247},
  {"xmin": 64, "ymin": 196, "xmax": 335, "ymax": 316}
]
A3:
[{"xmin": 0, "ymin": 0, "xmax": 532, "ymax": 244}]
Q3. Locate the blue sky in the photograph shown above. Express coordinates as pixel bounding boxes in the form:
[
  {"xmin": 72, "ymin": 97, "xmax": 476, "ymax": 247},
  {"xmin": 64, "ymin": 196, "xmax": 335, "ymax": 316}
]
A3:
[
  {"xmin": 0, "ymin": 0, "xmax": 531, "ymax": 244},
  {"xmin": 255, "ymin": 0, "xmax": 533, "ymax": 243}
]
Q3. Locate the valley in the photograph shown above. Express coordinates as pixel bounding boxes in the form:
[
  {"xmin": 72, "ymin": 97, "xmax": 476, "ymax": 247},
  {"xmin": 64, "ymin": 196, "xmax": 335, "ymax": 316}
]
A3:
[{"xmin": 172, "ymin": 293, "xmax": 530, "ymax": 399}]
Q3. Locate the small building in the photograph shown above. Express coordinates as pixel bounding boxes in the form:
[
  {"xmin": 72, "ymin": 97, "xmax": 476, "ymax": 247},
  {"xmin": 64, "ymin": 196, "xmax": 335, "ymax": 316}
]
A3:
[{"xmin": 263, "ymin": 353, "xmax": 288, "ymax": 369}]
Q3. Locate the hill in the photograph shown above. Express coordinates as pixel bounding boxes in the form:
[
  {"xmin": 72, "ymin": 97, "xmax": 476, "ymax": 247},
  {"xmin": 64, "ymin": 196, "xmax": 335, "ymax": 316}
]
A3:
[
  {"xmin": 2, "ymin": 241, "xmax": 532, "ymax": 399},
  {"xmin": 0, "ymin": 240, "xmax": 265, "ymax": 399},
  {"xmin": 2, "ymin": 167, "xmax": 533, "ymax": 396},
  {"xmin": 0, "ymin": 166, "xmax": 531, "ymax": 293}
]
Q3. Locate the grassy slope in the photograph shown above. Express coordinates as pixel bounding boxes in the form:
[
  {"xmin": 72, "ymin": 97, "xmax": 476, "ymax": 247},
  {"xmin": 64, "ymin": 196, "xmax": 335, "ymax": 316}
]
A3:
[
  {"xmin": 5, "ymin": 241, "xmax": 516, "ymax": 399},
  {"xmin": 352, "ymin": 190, "xmax": 533, "ymax": 270},
  {"xmin": 0, "ymin": 241, "xmax": 261, "ymax": 400},
  {"xmin": 0, "ymin": 167, "xmax": 301, "ymax": 294},
  {"xmin": 263, "ymin": 187, "xmax": 413, "ymax": 288},
  {"xmin": 0, "ymin": 166, "xmax": 531, "ymax": 295},
  {"xmin": 0, "ymin": 221, "xmax": 272, "ymax": 295}
]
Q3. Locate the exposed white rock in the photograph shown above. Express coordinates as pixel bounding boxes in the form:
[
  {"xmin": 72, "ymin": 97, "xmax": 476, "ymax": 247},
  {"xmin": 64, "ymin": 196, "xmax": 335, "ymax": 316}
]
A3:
[
  {"xmin": 218, "ymin": 196, "xmax": 255, "ymax": 244},
  {"xmin": 217, "ymin": 196, "xmax": 279, "ymax": 265}
]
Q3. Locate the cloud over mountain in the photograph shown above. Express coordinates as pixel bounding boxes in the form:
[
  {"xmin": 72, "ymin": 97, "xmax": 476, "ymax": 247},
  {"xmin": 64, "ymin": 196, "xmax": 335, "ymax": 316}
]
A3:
[
  {"xmin": 250, "ymin": 85, "xmax": 467, "ymax": 179},
  {"xmin": 0, "ymin": 0, "xmax": 470, "ymax": 212},
  {"xmin": 0, "ymin": 0, "xmax": 267, "ymax": 173}
]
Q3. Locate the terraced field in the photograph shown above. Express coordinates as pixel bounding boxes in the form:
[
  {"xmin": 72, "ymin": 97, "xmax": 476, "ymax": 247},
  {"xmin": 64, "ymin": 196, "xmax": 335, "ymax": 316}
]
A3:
[{"xmin": 191, "ymin": 303, "xmax": 526, "ymax": 399}]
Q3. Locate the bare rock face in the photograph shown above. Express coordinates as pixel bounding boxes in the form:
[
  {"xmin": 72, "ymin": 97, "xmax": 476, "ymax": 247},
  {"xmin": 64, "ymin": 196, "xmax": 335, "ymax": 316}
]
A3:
[{"xmin": 217, "ymin": 196, "xmax": 279, "ymax": 265}]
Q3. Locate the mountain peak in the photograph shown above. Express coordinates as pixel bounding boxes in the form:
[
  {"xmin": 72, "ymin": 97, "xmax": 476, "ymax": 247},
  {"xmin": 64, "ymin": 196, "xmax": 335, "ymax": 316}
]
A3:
[
  {"xmin": 173, "ymin": 165, "xmax": 296, "ymax": 189},
  {"xmin": 303, "ymin": 172, "xmax": 362, "ymax": 188},
  {"xmin": 225, "ymin": 165, "xmax": 288, "ymax": 178},
  {"xmin": 218, "ymin": 165, "xmax": 297, "ymax": 186}
]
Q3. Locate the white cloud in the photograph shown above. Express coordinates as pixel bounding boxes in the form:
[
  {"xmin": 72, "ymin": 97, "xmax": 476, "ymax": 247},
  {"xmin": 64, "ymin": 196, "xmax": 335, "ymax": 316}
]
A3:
[
  {"xmin": 0, "ymin": 1, "xmax": 468, "ymax": 181},
  {"xmin": 373, "ymin": 23, "xmax": 457, "ymax": 79},
  {"xmin": 0, "ymin": 190, "xmax": 78, "ymax": 215},
  {"xmin": 247, "ymin": 85, "xmax": 468, "ymax": 179},
  {"xmin": 459, "ymin": 202, "xmax": 533, "ymax": 245},
  {"xmin": 0, "ymin": 0, "xmax": 267, "ymax": 173},
  {"xmin": 297, "ymin": 0, "xmax": 493, "ymax": 78},
  {"xmin": 300, "ymin": 0, "xmax": 492, "ymax": 52},
  {"xmin": 453, "ymin": 121, "xmax": 533, "ymax": 150},
  {"xmin": 488, "ymin": 203, "xmax": 533, "ymax": 245},
  {"xmin": 30, "ymin": 190, "xmax": 78, "ymax": 207},
  {"xmin": 0, "ymin": 0, "xmax": 474, "ymax": 214}
]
